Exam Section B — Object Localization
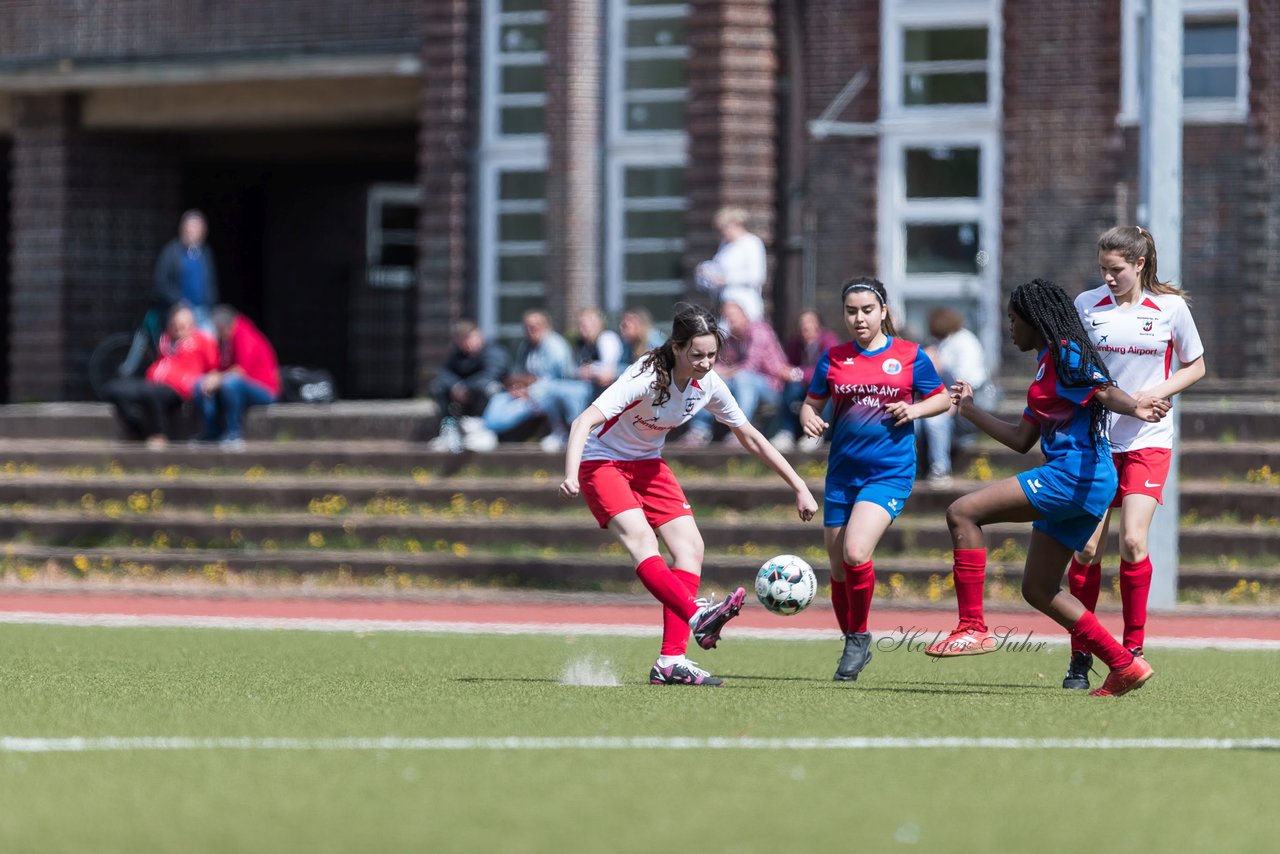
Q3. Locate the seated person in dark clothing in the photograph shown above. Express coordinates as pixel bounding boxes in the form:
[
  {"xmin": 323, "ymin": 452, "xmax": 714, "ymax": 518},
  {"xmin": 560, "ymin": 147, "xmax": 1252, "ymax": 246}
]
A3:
[
  {"xmin": 429, "ymin": 319, "xmax": 510, "ymax": 452},
  {"xmin": 104, "ymin": 304, "xmax": 219, "ymax": 449},
  {"xmin": 196, "ymin": 305, "xmax": 281, "ymax": 449}
]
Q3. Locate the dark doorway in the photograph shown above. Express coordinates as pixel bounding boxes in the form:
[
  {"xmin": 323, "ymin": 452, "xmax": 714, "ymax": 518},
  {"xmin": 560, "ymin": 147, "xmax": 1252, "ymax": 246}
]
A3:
[{"xmin": 183, "ymin": 127, "xmax": 418, "ymax": 398}]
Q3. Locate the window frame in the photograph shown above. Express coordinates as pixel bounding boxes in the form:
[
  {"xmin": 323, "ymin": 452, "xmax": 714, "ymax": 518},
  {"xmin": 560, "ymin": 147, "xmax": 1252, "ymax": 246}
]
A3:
[
  {"xmin": 606, "ymin": 1, "xmax": 691, "ymax": 142},
  {"xmin": 1119, "ymin": 0, "xmax": 1250, "ymax": 125},
  {"xmin": 365, "ymin": 184, "xmax": 422, "ymax": 290},
  {"xmin": 881, "ymin": 0, "xmax": 1003, "ymax": 122}
]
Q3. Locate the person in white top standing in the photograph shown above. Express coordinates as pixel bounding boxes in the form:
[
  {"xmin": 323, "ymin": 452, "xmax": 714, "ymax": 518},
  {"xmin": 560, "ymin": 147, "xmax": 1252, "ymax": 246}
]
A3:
[
  {"xmin": 1062, "ymin": 225, "xmax": 1206, "ymax": 691},
  {"xmin": 917, "ymin": 306, "xmax": 995, "ymax": 486},
  {"xmin": 559, "ymin": 304, "xmax": 818, "ymax": 686},
  {"xmin": 695, "ymin": 206, "xmax": 768, "ymax": 321}
]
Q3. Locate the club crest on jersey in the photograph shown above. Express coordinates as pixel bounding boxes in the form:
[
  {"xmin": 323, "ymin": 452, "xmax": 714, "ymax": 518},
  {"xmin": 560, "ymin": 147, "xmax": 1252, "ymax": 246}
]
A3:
[
  {"xmin": 882, "ymin": 358, "xmax": 902, "ymax": 376},
  {"xmin": 1141, "ymin": 319, "xmax": 1154, "ymax": 332},
  {"xmin": 1035, "ymin": 363, "xmax": 1046, "ymax": 382}
]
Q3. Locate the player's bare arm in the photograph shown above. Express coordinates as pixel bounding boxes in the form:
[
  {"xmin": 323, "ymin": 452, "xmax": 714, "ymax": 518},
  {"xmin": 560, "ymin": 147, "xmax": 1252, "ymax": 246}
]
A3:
[
  {"xmin": 1094, "ymin": 385, "xmax": 1170, "ymax": 423},
  {"xmin": 884, "ymin": 388, "xmax": 952, "ymax": 427},
  {"xmin": 559, "ymin": 404, "xmax": 607, "ymax": 499},
  {"xmin": 952, "ymin": 380, "xmax": 1040, "ymax": 453},
  {"xmin": 730, "ymin": 422, "xmax": 818, "ymax": 522},
  {"xmin": 1133, "ymin": 354, "xmax": 1206, "ymax": 402},
  {"xmin": 798, "ymin": 396, "xmax": 828, "ymax": 438}
]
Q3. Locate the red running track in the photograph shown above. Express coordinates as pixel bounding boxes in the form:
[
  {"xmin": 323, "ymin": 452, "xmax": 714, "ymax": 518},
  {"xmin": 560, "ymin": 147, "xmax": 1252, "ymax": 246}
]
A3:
[{"xmin": 0, "ymin": 590, "xmax": 1277, "ymax": 641}]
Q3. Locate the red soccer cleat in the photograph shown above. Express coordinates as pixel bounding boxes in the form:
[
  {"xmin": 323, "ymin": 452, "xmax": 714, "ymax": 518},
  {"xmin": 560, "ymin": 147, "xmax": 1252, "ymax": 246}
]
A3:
[
  {"xmin": 1090, "ymin": 654, "xmax": 1154, "ymax": 697},
  {"xmin": 924, "ymin": 624, "xmax": 997, "ymax": 658}
]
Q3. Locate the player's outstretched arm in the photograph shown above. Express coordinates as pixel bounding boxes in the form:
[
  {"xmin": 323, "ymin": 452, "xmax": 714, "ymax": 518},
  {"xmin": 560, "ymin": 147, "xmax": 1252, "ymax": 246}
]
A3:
[
  {"xmin": 1094, "ymin": 385, "xmax": 1171, "ymax": 423},
  {"xmin": 952, "ymin": 380, "xmax": 1039, "ymax": 453},
  {"xmin": 559, "ymin": 405, "xmax": 607, "ymax": 499},
  {"xmin": 729, "ymin": 421, "xmax": 818, "ymax": 522},
  {"xmin": 884, "ymin": 388, "xmax": 952, "ymax": 427}
]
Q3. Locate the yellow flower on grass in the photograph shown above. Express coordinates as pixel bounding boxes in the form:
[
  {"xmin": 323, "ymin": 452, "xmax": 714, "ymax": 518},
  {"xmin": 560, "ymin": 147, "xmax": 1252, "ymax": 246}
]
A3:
[
  {"xmin": 308, "ymin": 531, "xmax": 326, "ymax": 549},
  {"xmin": 161, "ymin": 464, "xmax": 182, "ymax": 480},
  {"xmin": 128, "ymin": 492, "xmax": 150, "ymax": 513},
  {"xmin": 102, "ymin": 500, "xmax": 125, "ymax": 519},
  {"xmin": 72, "ymin": 555, "xmax": 90, "ymax": 573},
  {"xmin": 411, "ymin": 467, "xmax": 431, "ymax": 484},
  {"xmin": 451, "ymin": 542, "xmax": 469, "ymax": 558},
  {"xmin": 244, "ymin": 465, "xmax": 267, "ymax": 481},
  {"xmin": 80, "ymin": 494, "xmax": 96, "ymax": 511}
]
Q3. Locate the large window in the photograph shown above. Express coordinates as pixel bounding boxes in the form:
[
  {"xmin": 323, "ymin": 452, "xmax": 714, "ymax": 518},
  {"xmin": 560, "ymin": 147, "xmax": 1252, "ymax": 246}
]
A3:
[
  {"xmin": 487, "ymin": 0, "xmax": 549, "ymax": 139},
  {"xmin": 480, "ymin": 0, "xmax": 549, "ymax": 344},
  {"xmin": 1120, "ymin": 0, "xmax": 1250, "ymax": 123},
  {"xmin": 366, "ymin": 184, "xmax": 421, "ymax": 290},
  {"xmin": 605, "ymin": 1, "xmax": 690, "ymax": 326},
  {"xmin": 879, "ymin": 1, "xmax": 1003, "ymax": 367}
]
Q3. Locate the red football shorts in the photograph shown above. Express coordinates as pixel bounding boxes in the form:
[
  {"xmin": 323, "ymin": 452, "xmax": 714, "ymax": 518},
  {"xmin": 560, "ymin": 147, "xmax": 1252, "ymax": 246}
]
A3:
[
  {"xmin": 578, "ymin": 459, "xmax": 693, "ymax": 529},
  {"xmin": 1111, "ymin": 446, "xmax": 1172, "ymax": 507}
]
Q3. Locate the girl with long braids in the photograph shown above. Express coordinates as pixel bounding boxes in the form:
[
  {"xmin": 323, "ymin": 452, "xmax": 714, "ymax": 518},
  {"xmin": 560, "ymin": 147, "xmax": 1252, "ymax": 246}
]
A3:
[
  {"xmin": 559, "ymin": 303, "xmax": 818, "ymax": 686},
  {"xmin": 926, "ymin": 279, "xmax": 1170, "ymax": 698},
  {"xmin": 798, "ymin": 277, "xmax": 952, "ymax": 681},
  {"xmin": 1061, "ymin": 226, "xmax": 1205, "ymax": 690}
]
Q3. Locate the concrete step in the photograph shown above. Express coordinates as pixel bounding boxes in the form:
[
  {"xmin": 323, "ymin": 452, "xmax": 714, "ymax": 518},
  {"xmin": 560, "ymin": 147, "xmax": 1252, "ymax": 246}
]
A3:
[
  {"xmin": 3, "ymin": 508, "xmax": 1276, "ymax": 563},
  {"xmin": 2, "ymin": 396, "xmax": 1278, "ymax": 441},
  {"xmin": 0, "ymin": 438, "xmax": 1276, "ymax": 480},
  {"xmin": 0, "ymin": 474, "xmax": 1276, "ymax": 521},
  {"xmin": 2, "ymin": 543, "xmax": 1272, "ymax": 592}
]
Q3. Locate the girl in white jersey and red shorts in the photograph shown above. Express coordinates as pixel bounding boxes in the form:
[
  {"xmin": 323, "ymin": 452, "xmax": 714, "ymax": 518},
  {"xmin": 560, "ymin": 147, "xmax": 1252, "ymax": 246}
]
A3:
[
  {"xmin": 559, "ymin": 304, "xmax": 819, "ymax": 686},
  {"xmin": 1062, "ymin": 226, "xmax": 1206, "ymax": 690}
]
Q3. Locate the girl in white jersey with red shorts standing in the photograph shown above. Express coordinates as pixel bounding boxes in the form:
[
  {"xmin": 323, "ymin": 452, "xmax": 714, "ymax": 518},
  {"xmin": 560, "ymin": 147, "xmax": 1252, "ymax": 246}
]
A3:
[
  {"xmin": 1062, "ymin": 226, "xmax": 1206, "ymax": 690},
  {"xmin": 559, "ymin": 304, "xmax": 819, "ymax": 686}
]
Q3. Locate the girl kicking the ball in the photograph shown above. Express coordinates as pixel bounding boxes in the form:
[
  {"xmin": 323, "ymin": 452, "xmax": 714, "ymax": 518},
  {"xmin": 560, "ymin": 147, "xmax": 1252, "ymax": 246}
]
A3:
[
  {"xmin": 929, "ymin": 278, "xmax": 1169, "ymax": 698},
  {"xmin": 559, "ymin": 303, "xmax": 818, "ymax": 686},
  {"xmin": 798, "ymin": 277, "xmax": 951, "ymax": 681},
  {"xmin": 1061, "ymin": 226, "xmax": 1205, "ymax": 690}
]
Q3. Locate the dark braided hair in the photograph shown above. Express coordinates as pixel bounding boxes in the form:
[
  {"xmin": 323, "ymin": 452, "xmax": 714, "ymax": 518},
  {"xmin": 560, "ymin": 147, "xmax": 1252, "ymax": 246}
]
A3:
[
  {"xmin": 639, "ymin": 303, "xmax": 723, "ymax": 409},
  {"xmin": 1009, "ymin": 278, "xmax": 1113, "ymax": 450},
  {"xmin": 840, "ymin": 276, "xmax": 897, "ymax": 336}
]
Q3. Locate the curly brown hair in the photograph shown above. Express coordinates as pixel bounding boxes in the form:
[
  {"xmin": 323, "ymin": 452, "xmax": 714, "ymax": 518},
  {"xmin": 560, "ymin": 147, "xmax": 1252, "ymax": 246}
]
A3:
[{"xmin": 638, "ymin": 303, "xmax": 722, "ymax": 409}]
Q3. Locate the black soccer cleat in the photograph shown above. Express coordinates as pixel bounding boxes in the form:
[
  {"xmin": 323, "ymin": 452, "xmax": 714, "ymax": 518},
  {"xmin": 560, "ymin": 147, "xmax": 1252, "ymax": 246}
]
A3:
[{"xmin": 1062, "ymin": 650, "xmax": 1094, "ymax": 690}]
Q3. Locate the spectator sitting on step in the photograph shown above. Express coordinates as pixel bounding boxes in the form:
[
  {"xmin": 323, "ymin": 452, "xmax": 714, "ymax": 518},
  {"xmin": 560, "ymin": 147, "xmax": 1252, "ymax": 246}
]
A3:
[
  {"xmin": 770, "ymin": 309, "xmax": 841, "ymax": 453},
  {"xmin": 195, "ymin": 305, "xmax": 281, "ymax": 450},
  {"xmin": 429, "ymin": 320, "xmax": 511, "ymax": 453},
  {"xmin": 538, "ymin": 307, "xmax": 624, "ymax": 452},
  {"xmin": 103, "ymin": 303, "xmax": 219, "ymax": 450},
  {"xmin": 617, "ymin": 306, "xmax": 665, "ymax": 376},
  {"xmin": 473, "ymin": 309, "xmax": 573, "ymax": 450},
  {"xmin": 153, "ymin": 209, "xmax": 219, "ymax": 334},
  {"xmin": 681, "ymin": 299, "xmax": 788, "ymax": 446}
]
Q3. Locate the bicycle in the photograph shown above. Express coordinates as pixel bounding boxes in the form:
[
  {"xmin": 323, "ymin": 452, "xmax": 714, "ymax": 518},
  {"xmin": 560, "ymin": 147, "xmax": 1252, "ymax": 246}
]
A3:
[{"xmin": 87, "ymin": 307, "xmax": 166, "ymax": 401}]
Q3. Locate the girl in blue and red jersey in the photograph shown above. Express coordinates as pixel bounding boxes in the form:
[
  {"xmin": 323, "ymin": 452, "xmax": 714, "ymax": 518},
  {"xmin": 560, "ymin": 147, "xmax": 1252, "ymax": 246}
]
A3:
[
  {"xmin": 928, "ymin": 278, "xmax": 1170, "ymax": 697},
  {"xmin": 798, "ymin": 277, "xmax": 952, "ymax": 681}
]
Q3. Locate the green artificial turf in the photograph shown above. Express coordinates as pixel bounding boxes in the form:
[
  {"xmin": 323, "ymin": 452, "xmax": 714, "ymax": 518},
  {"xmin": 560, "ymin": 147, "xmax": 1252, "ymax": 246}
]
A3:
[{"xmin": 0, "ymin": 624, "xmax": 1276, "ymax": 853}]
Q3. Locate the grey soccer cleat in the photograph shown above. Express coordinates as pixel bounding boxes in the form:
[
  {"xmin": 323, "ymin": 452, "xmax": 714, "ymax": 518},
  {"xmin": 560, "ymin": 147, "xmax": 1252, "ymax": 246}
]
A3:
[{"xmin": 834, "ymin": 631, "xmax": 873, "ymax": 681}]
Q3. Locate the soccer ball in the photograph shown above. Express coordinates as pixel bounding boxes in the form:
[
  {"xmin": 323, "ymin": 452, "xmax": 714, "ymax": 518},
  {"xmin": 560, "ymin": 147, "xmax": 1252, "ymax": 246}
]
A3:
[{"xmin": 754, "ymin": 554, "xmax": 818, "ymax": 616}]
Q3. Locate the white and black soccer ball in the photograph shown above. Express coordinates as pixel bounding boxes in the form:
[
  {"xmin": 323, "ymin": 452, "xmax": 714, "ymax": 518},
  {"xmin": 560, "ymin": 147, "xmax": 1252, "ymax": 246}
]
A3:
[{"xmin": 754, "ymin": 554, "xmax": 818, "ymax": 616}]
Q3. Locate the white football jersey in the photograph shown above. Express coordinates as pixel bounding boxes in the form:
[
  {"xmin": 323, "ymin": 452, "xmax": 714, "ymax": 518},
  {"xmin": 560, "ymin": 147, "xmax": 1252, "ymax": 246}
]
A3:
[
  {"xmin": 582, "ymin": 363, "xmax": 748, "ymax": 461},
  {"xmin": 1075, "ymin": 285, "xmax": 1204, "ymax": 452}
]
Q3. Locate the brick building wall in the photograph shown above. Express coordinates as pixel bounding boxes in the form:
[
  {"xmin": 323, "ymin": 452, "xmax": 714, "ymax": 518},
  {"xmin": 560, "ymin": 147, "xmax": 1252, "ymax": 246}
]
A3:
[
  {"xmin": 684, "ymin": 0, "xmax": 779, "ymax": 313},
  {"xmin": 0, "ymin": 1, "xmax": 422, "ymax": 60},
  {"xmin": 545, "ymin": 0, "xmax": 601, "ymax": 329},
  {"xmin": 1247, "ymin": 0, "xmax": 1280, "ymax": 379},
  {"xmin": 414, "ymin": 0, "xmax": 474, "ymax": 394},
  {"xmin": 795, "ymin": 0, "xmax": 880, "ymax": 330},
  {"xmin": 8, "ymin": 94, "xmax": 179, "ymax": 401},
  {"xmin": 1000, "ymin": 1, "xmax": 1125, "ymax": 367}
]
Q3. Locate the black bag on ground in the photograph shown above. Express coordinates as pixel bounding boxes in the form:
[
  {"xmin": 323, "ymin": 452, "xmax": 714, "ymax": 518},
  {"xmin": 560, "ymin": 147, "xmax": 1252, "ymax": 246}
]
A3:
[{"xmin": 280, "ymin": 366, "xmax": 337, "ymax": 403}]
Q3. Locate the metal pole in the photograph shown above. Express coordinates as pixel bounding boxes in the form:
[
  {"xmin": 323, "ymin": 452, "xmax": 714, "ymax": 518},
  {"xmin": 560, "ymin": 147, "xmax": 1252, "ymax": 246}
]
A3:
[{"xmin": 1139, "ymin": 0, "xmax": 1182, "ymax": 611}]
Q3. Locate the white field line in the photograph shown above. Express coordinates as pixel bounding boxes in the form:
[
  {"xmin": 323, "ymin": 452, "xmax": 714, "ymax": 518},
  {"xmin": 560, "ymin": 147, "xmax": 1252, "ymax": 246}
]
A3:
[
  {"xmin": 1, "ymin": 736, "xmax": 1277, "ymax": 754},
  {"xmin": 1, "ymin": 610, "xmax": 1279, "ymax": 651}
]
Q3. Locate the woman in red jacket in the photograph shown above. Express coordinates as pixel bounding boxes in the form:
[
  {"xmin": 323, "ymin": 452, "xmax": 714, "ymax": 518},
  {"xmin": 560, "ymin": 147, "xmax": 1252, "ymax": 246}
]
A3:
[
  {"xmin": 104, "ymin": 304, "xmax": 219, "ymax": 449},
  {"xmin": 197, "ymin": 305, "xmax": 282, "ymax": 449}
]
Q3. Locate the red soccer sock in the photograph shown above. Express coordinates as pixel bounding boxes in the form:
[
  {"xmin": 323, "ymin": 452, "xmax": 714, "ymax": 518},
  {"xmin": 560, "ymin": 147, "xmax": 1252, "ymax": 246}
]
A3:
[
  {"xmin": 830, "ymin": 579, "xmax": 850, "ymax": 634},
  {"xmin": 843, "ymin": 560, "xmax": 875, "ymax": 634},
  {"xmin": 1067, "ymin": 558, "xmax": 1102, "ymax": 653},
  {"xmin": 635, "ymin": 555, "xmax": 698, "ymax": 623},
  {"xmin": 1068, "ymin": 610, "xmax": 1133, "ymax": 670},
  {"xmin": 660, "ymin": 569, "xmax": 701, "ymax": 656},
  {"xmin": 1119, "ymin": 556, "xmax": 1153, "ymax": 650},
  {"xmin": 952, "ymin": 548, "xmax": 987, "ymax": 631}
]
